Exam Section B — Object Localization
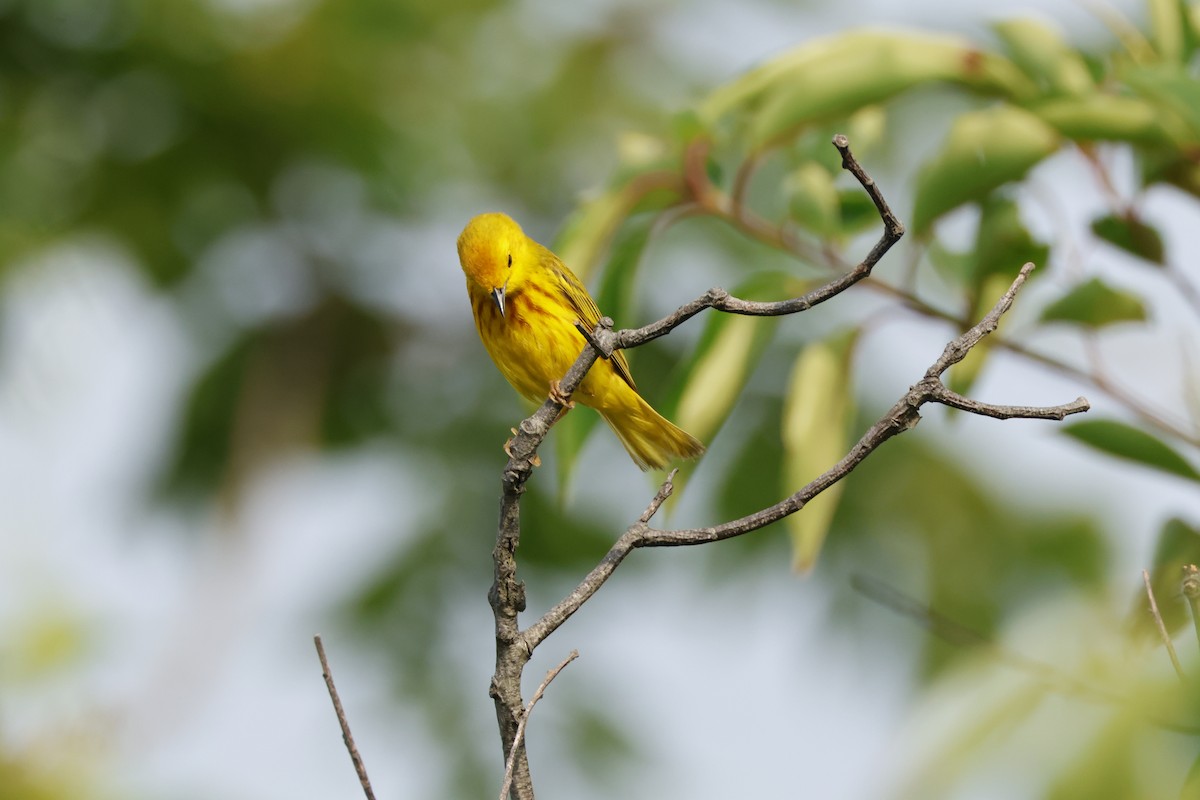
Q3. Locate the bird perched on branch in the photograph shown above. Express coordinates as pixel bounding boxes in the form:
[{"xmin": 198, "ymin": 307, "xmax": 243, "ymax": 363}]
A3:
[{"xmin": 457, "ymin": 212, "xmax": 704, "ymax": 470}]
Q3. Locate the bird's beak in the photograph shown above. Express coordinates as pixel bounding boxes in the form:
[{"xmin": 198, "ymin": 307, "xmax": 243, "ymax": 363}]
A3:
[{"xmin": 491, "ymin": 283, "xmax": 506, "ymax": 317}]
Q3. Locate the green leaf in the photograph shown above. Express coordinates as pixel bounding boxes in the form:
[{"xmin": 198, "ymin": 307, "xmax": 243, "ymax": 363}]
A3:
[
  {"xmin": 665, "ymin": 273, "xmax": 794, "ymax": 445},
  {"xmin": 782, "ymin": 331, "xmax": 858, "ymax": 572},
  {"xmin": 1184, "ymin": 749, "xmax": 1200, "ymax": 800},
  {"xmin": 1039, "ymin": 278, "xmax": 1147, "ymax": 328},
  {"xmin": 1061, "ymin": 419, "xmax": 1200, "ymax": 482},
  {"xmin": 973, "ymin": 195, "xmax": 1050, "ymax": 282},
  {"xmin": 1147, "ymin": 0, "xmax": 1186, "ymax": 62},
  {"xmin": 785, "ymin": 162, "xmax": 840, "ymax": 238},
  {"xmin": 159, "ymin": 335, "xmax": 253, "ymax": 500},
  {"xmin": 1090, "ymin": 213, "xmax": 1165, "ymax": 265},
  {"xmin": 699, "ymin": 30, "xmax": 1036, "ymax": 146},
  {"xmin": 926, "ymin": 239, "xmax": 975, "ymax": 287},
  {"xmin": 672, "ymin": 316, "xmax": 771, "ymax": 447},
  {"xmin": 911, "ymin": 105, "xmax": 1060, "ymax": 233},
  {"xmin": 1032, "ymin": 94, "xmax": 1177, "ymax": 146},
  {"xmin": 1128, "ymin": 518, "xmax": 1200, "ymax": 640},
  {"xmin": 837, "ymin": 189, "xmax": 880, "ymax": 235},
  {"xmin": 1122, "ymin": 64, "xmax": 1200, "ymax": 142},
  {"xmin": 992, "ymin": 18, "xmax": 1093, "ymax": 95},
  {"xmin": 554, "ymin": 181, "xmax": 679, "ymax": 283}
]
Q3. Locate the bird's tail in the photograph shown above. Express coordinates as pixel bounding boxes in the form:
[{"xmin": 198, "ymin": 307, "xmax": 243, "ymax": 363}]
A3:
[{"xmin": 599, "ymin": 394, "xmax": 705, "ymax": 471}]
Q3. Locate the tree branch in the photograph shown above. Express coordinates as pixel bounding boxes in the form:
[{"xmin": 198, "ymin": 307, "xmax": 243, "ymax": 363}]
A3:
[
  {"xmin": 522, "ymin": 262, "xmax": 1089, "ymax": 651},
  {"xmin": 498, "ymin": 650, "xmax": 579, "ymax": 800},
  {"xmin": 314, "ymin": 635, "xmax": 377, "ymax": 800}
]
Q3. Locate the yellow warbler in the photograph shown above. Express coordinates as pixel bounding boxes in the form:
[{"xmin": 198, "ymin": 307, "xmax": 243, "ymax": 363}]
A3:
[{"xmin": 457, "ymin": 212, "xmax": 704, "ymax": 470}]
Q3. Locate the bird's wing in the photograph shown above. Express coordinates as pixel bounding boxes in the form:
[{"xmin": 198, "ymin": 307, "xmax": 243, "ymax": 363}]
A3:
[{"xmin": 546, "ymin": 251, "xmax": 637, "ymax": 391}]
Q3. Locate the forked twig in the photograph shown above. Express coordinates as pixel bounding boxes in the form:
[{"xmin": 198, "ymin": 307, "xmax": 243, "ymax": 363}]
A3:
[{"xmin": 499, "ymin": 650, "xmax": 580, "ymax": 800}]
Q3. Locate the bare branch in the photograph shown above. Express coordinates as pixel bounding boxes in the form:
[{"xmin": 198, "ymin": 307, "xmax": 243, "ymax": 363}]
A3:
[
  {"xmin": 928, "ymin": 384, "xmax": 1090, "ymax": 421},
  {"xmin": 314, "ymin": 635, "xmax": 377, "ymax": 800},
  {"xmin": 926, "ymin": 261, "xmax": 1034, "ymax": 376},
  {"xmin": 522, "ymin": 261, "xmax": 1089, "ymax": 651},
  {"xmin": 498, "ymin": 650, "xmax": 580, "ymax": 800}
]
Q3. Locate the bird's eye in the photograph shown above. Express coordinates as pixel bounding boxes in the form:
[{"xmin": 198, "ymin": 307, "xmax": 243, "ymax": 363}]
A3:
[{"xmin": 506, "ymin": 254, "xmax": 512, "ymax": 268}]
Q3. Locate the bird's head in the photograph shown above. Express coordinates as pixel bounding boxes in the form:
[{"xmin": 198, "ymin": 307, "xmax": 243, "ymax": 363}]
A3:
[{"xmin": 457, "ymin": 212, "xmax": 529, "ymax": 317}]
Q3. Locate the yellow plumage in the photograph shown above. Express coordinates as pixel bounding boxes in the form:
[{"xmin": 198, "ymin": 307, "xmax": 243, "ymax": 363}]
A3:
[{"xmin": 456, "ymin": 212, "xmax": 704, "ymax": 471}]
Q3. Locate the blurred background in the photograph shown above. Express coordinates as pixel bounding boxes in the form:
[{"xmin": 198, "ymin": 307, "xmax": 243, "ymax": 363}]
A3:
[{"xmin": 3, "ymin": 0, "xmax": 1200, "ymax": 798}]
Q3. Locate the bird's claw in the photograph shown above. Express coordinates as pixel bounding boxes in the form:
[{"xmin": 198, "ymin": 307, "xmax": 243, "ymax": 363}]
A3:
[{"xmin": 549, "ymin": 380, "xmax": 575, "ymax": 410}]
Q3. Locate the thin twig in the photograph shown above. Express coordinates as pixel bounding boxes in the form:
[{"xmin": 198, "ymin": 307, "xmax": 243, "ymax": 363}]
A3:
[
  {"xmin": 1143, "ymin": 570, "xmax": 1185, "ymax": 682},
  {"xmin": 498, "ymin": 650, "xmax": 580, "ymax": 800},
  {"xmin": 640, "ymin": 469, "xmax": 678, "ymax": 524},
  {"xmin": 314, "ymin": 635, "xmax": 377, "ymax": 800}
]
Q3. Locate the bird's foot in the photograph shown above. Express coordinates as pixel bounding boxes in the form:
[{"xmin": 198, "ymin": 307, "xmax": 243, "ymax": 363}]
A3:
[{"xmin": 549, "ymin": 380, "xmax": 575, "ymax": 410}]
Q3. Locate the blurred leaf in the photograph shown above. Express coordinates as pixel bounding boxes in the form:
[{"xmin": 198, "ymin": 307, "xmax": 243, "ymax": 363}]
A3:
[
  {"xmin": 833, "ymin": 432, "xmax": 1108, "ymax": 676},
  {"xmin": 1142, "ymin": 146, "xmax": 1200, "ymax": 197},
  {"xmin": 1061, "ymin": 419, "xmax": 1200, "ymax": 482},
  {"xmin": 1043, "ymin": 716, "xmax": 1138, "ymax": 800},
  {"xmin": 1039, "ymin": 278, "xmax": 1146, "ymax": 328},
  {"xmin": 0, "ymin": 755, "xmax": 74, "ymax": 800},
  {"xmin": 926, "ymin": 239, "xmax": 975, "ymax": 287},
  {"xmin": 716, "ymin": 396, "xmax": 785, "ymax": 528},
  {"xmin": 845, "ymin": 105, "xmax": 887, "ymax": 155},
  {"xmin": 554, "ymin": 189, "xmax": 643, "ymax": 283},
  {"xmin": 1128, "ymin": 518, "xmax": 1200, "ymax": 641},
  {"xmin": 973, "ymin": 195, "xmax": 1050, "ymax": 281},
  {"xmin": 667, "ymin": 273, "xmax": 794, "ymax": 446},
  {"xmin": 785, "ymin": 163, "xmax": 841, "ymax": 238},
  {"xmin": 1, "ymin": 611, "xmax": 89, "ymax": 683},
  {"xmin": 159, "ymin": 335, "xmax": 252, "ymax": 500},
  {"xmin": 320, "ymin": 301, "xmax": 396, "ymax": 447},
  {"xmin": 1122, "ymin": 64, "xmax": 1200, "ymax": 141},
  {"xmin": 949, "ymin": 197, "xmax": 1046, "ymax": 394},
  {"xmin": 782, "ymin": 330, "xmax": 857, "ymax": 572},
  {"xmin": 560, "ymin": 697, "xmax": 640, "ymax": 787},
  {"xmin": 992, "ymin": 18, "xmax": 1093, "ymax": 95},
  {"xmin": 1184, "ymin": 749, "xmax": 1200, "ymax": 800},
  {"xmin": 595, "ymin": 216, "xmax": 656, "ymax": 321},
  {"xmin": 1090, "ymin": 213, "xmax": 1166, "ymax": 265},
  {"xmin": 700, "ymin": 30, "xmax": 1036, "ymax": 146},
  {"xmin": 1147, "ymin": 0, "xmax": 1186, "ymax": 62},
  {"xmin": 1033, "ymin": 94, "xmax": 1178, "ymax": 145},
  {"xmin": 554, "ymin": 179, "xmax": 680, "ymax": 283},
  {"xmin": 898, "ymin": 681, "xmax": 1049, "ymax": 796},
  {"xmin": 673, "ymin": 315, "xmax": 771, "ymax": 447},
  {"xmin": 837, "ymin": 189, "xmax": 880, "ymax": 235},
  {"xmin": 912, "ymin": 105, "xmax": 1060, "ymax": 233}
]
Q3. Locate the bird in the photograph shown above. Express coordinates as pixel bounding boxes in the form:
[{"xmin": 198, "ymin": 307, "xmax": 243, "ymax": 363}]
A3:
[{"xmin": 456, "ymin": 212, "xmax": 704, "ymax": 470}]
